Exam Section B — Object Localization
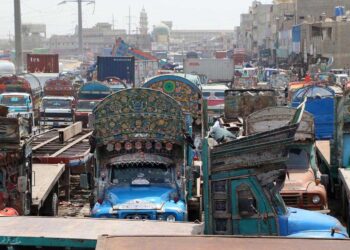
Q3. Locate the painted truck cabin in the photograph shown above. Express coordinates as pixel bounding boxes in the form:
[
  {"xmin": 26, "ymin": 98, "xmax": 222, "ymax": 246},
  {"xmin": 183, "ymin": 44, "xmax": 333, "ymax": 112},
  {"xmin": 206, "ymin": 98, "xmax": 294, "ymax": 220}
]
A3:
[
  {"xmin": 203, "ymin": 103, "xmax": 348, "ymax": 238},
  {"xmin": 90, "ymin": 88, "xmax": 188, "ymax": 221},
  {"xmin": 246, "ymin": 107, "xmax": 328, "ymax": 211},
  {"xmin": 75, "ymin": 81, "xmax": 111, "ymax": 128}
]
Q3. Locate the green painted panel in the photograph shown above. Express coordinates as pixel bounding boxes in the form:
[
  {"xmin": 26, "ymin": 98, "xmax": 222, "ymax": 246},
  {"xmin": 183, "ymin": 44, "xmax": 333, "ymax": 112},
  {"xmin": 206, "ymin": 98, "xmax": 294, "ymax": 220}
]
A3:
[
  {"xmin": 0, "ymin": 236, "xmax": 96, "ymax": 248},
  {"xmin": 93, "ymin": 88, "xmax": 184, "ymax": 146}
]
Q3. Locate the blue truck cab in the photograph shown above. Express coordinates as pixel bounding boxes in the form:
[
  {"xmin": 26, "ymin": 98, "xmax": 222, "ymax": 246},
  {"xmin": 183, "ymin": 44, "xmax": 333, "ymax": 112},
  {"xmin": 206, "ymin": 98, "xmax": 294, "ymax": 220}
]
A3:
[
  {"xmin": 0, "ymin": 92, "xmax": 35, "ymax": 127},
  {"xmin": 90, "ymin": 88, "xmax": 188, "ymax": 221},
  {"xmin": 203, "ymin": 103, "xmax": 348, "ymax": 238}
]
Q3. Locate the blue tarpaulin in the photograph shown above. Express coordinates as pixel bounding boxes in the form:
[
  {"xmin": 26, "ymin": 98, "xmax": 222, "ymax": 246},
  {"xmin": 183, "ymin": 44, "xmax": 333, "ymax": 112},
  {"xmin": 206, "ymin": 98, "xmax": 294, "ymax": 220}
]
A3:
[{"xmin": 292, "ymin": 86, "xmax": 335, "ymax": 140}]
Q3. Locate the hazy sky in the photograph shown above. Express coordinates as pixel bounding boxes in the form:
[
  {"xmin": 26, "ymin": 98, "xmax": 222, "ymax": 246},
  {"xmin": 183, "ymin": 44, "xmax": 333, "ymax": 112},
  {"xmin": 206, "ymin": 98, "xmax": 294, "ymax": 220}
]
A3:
[{"xmin": 0, "ymin": 0, "xmax": 272, "ymax": 39}]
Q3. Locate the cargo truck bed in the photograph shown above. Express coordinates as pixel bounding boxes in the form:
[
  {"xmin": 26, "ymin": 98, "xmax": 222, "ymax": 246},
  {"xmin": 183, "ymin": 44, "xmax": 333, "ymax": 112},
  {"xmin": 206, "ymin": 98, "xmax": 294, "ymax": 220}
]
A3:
[
  {"xmin": 96, "ymin": 236, "xmax": 350, "ymax": 250},
  {"xmin": 0, "ymin": 217, "xmax": 203, "ymax": 249},
  {"xmin": 31, "ymin": 163, "xmax": 65, "ymax": 210}
]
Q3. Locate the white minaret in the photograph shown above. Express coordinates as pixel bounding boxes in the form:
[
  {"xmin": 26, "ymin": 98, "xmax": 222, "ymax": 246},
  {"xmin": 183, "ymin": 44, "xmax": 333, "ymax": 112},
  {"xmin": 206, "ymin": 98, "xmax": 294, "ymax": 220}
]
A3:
[{"xmin": 139, "ymin": 7, "xmax": 148, "ymax": 36}]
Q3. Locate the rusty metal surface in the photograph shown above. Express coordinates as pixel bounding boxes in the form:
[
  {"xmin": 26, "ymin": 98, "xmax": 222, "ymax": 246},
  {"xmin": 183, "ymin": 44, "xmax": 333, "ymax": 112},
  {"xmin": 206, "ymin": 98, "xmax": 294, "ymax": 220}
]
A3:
[
  {"xmin": 224, "ymin": 89, "xmax": 276, "ymax": 120},
  {"xmin": 32, "ymin": 129, "xmax": 91, "ymax": 160},
  {"xmin": 210, "ymin": 124, "xmax": 298, "ymax": 172},
  {"xmin": 31, "ymin": 164, "xmax": 65, "ymax": 207},
  {"xmin": 316, "ymin": 140, "xmax": 331, "ymax": 165},
  {"xmin": 0, "ymin": 117, "xmax": 19, "ymax": 144},
  {"xmin": 96, "ymin": 236, "xmax": 350, "ymax": 250},
  {"xmin": 246, "ymin": 107, "xmax": 314, "ymax": 141},
  {"xmin": 0, "ymin": 217, "xmax": 203, "ymax": 240}
]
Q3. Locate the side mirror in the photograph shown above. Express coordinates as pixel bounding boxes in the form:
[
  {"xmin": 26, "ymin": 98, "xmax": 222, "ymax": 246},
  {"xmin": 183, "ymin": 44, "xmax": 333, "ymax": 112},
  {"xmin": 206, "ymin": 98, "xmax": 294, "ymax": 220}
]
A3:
[
  {"xmin": 17, "ymin": 176, "xmax": 27, "ymax": 193},
  {"xmin": 80, "ymin": 173, "xmax": 90, "ymax": 190},
  {"xmin": 320, "ymin": 174, "xmax": 329, "ymax": 188}
]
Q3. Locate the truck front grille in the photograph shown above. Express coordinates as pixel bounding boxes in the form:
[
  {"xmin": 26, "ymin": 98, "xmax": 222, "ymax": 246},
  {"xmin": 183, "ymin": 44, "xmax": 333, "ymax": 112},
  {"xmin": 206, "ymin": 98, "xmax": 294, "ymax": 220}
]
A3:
[
  {"xmin": 40, "ymin": 112, "xmax": 72, "ymax": 118},
  {"xmin": 282, "ymin": 194, "xmax": 300, "ymax": 207}
]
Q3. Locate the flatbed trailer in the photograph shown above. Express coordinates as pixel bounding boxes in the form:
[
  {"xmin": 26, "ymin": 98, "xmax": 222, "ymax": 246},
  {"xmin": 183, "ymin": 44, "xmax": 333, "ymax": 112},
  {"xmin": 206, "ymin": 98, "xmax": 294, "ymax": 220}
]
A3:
[
  {"xmin": 32, "ymin": 124, "xmax": 92, "ymax": 170},
  {"xmin": 31, "ymin": 163, "xmax": 65, "ymax": 215},
  {"xmin": 96, "ymin": 236, "xmax": 350, "ymax": 250},
  {"xmin": 0, "ymin": 217, "xmax": 203, "ymax": 249},
  {"xmin": 32, "ymin": 123, "xmax": 93, "ymax": 200}
]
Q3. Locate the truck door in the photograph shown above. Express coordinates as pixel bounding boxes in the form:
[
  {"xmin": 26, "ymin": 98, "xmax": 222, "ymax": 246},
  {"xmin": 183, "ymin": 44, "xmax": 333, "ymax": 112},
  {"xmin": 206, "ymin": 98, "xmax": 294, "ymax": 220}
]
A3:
[{"xmin": 231, "ymin": 178, "xmax": 277, "ymax": 236}]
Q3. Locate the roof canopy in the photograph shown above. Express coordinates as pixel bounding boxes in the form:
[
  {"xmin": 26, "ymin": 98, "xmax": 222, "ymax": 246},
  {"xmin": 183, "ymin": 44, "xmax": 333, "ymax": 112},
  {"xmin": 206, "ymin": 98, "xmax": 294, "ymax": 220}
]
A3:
[
  {"xmin": 143, "ymin": 74, "xmax": 202, "ymax": 120},
  {"xmin": 93, "ymin": 88, "xmax": 184, "ymax": 146}
]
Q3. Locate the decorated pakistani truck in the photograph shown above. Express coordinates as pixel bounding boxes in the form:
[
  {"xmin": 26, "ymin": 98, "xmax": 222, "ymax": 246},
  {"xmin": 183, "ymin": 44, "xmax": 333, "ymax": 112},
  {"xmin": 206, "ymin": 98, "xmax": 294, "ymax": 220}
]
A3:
[
  {"xmin": 203, "ymin": 103, "xmax": 348, "ymax": 238},
  {"xmin": 246, "ymin": 107, "xmax": 328, "ymax": 211},
  {"xmin": 143, "ymin": 74, "xmax": 204, "ymax": 220},
  {"xmin": 90, "ymin": 88, "xmax": 192, "ymax": 221},
  {"xmin": 75, "ymin": 81, "xmax": 112, "ymax": 128}
]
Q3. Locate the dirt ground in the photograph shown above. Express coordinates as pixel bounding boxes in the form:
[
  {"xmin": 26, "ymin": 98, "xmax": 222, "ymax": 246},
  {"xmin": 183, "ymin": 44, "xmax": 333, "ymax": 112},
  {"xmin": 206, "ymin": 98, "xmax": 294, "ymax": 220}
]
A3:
[{"xmin": 58, "ymin": 175, "xmax": 91, "ymax": 217}]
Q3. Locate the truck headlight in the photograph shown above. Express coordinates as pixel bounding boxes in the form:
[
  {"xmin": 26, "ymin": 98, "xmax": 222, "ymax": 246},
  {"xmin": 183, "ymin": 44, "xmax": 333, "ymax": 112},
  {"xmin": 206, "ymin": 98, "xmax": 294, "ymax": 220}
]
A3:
[
  {"xmin": 166, "ymin": 215, "xmax": 176, "ymax": 222},
  {"xmin": 312, "ymin": 195, "xmax": 321, "ymax": 204}
]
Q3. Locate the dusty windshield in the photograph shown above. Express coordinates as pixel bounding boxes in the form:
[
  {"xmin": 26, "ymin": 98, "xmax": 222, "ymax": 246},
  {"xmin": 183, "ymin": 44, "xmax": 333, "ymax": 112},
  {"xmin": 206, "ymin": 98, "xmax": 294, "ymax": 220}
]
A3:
[
  {"xmin": 77, "ymin": 100, "xmax": 99, "ymax": 111},
  {"xmin": 43, "ymin": 99, "xmax": 71, "ymax": 109},
  {"xmin": 0, "ymin": 95, "xmax": 27, "ymax": 106},
  {"xmin": 111, "ymin": 165, "xmax": 174, "ymax": 186},
  {"xmin": 286, "ymin": 148, "xmax": 310, "ymax": 170}
]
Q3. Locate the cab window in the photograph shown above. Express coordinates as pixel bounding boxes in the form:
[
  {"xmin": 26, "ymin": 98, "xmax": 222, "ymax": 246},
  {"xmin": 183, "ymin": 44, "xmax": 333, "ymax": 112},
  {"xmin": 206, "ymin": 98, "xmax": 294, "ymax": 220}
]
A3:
[
  {"xmin": 202, "ymin": 92, "xmax": 210, "ymax": 98},
  {"xmin": 215, "ymin": 92, "xmax": 225, "ymax": 98},
  {"xmin": 237, "ymin": 184, "xmax": 257, "ymax": 218}
]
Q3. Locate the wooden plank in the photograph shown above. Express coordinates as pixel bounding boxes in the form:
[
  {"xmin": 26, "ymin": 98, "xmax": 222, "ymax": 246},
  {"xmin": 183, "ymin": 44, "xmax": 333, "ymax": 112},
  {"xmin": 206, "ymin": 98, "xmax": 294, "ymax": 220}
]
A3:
[
  {"xmin": 31, "ymin": 164, "xmax": 65, "ymax": 208},
  {"xmin": 58, "ymin": 122, "xmax": 83, "ymax": 143},
  {"xmin": 0, "ymin": 217, "xmax": 203, "ymax": 240},
  {"xmin": 50, "ymin": 131, "xmax": 92, "ymax": 158},
  {"xmin": 316, "ymin": 140, "xmax": 331, "ymax": 165},
  {"xmin": 96, "ymin": 236, "xmax": 350, "ymax": 250}
]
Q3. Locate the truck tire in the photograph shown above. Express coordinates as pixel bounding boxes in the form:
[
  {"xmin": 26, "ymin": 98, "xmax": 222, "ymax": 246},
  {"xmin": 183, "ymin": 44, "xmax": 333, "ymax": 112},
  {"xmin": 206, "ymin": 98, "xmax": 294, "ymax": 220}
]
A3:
[{"xmin": 41, "ymin": 192, "xmax": 58, "ymax": 216}]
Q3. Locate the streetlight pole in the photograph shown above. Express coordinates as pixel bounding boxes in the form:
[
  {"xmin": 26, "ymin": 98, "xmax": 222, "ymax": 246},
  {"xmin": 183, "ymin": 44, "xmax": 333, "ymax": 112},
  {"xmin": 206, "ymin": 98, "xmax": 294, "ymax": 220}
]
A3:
[
  {"xmin": 58, "ymin": 0, "xmax": 95, "ymax": 59},
  {"xmin": 14, "ymin": 0, "xmax": 23, "ymax": 74}
]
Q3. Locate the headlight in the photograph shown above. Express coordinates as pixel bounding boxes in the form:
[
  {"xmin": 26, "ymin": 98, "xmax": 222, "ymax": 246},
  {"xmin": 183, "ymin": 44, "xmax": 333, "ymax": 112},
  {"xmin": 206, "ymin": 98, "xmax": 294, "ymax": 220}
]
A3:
[
  {"xmin": 166, "ymin": 215, "xmax": 176, "ymax": 222},
  {"xmin": 312, "ymin": 195, "xmax": 321, "ymax": 204}
]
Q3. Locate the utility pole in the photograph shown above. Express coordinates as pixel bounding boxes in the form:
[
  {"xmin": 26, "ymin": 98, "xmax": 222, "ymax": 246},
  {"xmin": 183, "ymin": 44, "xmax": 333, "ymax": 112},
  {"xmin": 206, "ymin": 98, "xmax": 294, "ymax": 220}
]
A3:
[
  {"xmin": 58, "ymin": 0, "xmax": 95, "ymax": 59},
  {"xmin": 77, "ymin": 0, "xmax": 83, "ymax": 58},
  {"xmin": 14, "ymin": 0, "xmax": 23, "ymax": 74}
]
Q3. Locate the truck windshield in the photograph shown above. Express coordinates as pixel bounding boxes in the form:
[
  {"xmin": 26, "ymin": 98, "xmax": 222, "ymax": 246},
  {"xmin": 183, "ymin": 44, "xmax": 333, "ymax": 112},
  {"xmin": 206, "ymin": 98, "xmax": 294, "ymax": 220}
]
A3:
[
  {"xmin": 77, "ymin": 100, "xmax": 99, "ymax": 111},
  {"xmin": 43, "ymin": 99, "xmax": 71, "ymax": 109},
  {"xmin": 0, "ymin": 95, "xmax": 27, "ymax": 106},
  {"xmin": 111, "ymin": 165, "xmax": 173, "ymax": 186},
  {"xmin": 286, "ymin": 148, "xmax": 310, "ymax": 170}
]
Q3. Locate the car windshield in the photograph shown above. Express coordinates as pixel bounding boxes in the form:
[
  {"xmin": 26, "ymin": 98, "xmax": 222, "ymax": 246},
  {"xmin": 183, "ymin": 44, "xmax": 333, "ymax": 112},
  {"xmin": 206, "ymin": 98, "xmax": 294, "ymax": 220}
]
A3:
[
  {"xmin": 43, "ymin": 99, "xmax": 71, "ymax": 109},
  {"xmin": 77, "ymin": 100, "xmax": 99, "ymax": 110},
  {"xmin": 111, "ymin": 165, "xmax": 174, "ymax": 185},
  {"xmin": 202, "ymin": 92, "xmax": 210, "ymax": 98},
  {"xmin": 0, "ymin": 95, "xmax": 27, "ymax": 106},
  {"xmin": 286, "ymin": 148, "xmax": 310, "ymax": 170}
]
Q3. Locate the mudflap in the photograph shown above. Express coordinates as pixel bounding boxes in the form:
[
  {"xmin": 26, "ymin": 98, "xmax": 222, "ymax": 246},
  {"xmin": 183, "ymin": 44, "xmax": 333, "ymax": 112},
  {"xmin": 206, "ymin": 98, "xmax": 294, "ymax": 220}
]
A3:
[{"xmin": 187, "ymin": 198, "xmax": 201, "ymax": 222}]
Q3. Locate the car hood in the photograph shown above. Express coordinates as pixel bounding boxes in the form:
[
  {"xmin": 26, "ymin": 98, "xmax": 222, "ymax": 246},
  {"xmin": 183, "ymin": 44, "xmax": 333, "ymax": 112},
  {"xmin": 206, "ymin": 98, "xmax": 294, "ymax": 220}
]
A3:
[
  {"xmin": 105, "ymin": 184, "xmax": 176, "ymax": 206},
  {"xmin": 283, "ymin": 169, "xmax": 314, "ymax": 191},
  {"xmin": 7, "ymin": 106, "xmax": 31, "ymax": 112},
  {"xmin": 41, "ymin": 108, "xmax": 72, "ymax": 113},
  {"xmin": 282, "ymin": 207, "xmax": 348, "ymax": 238}
]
